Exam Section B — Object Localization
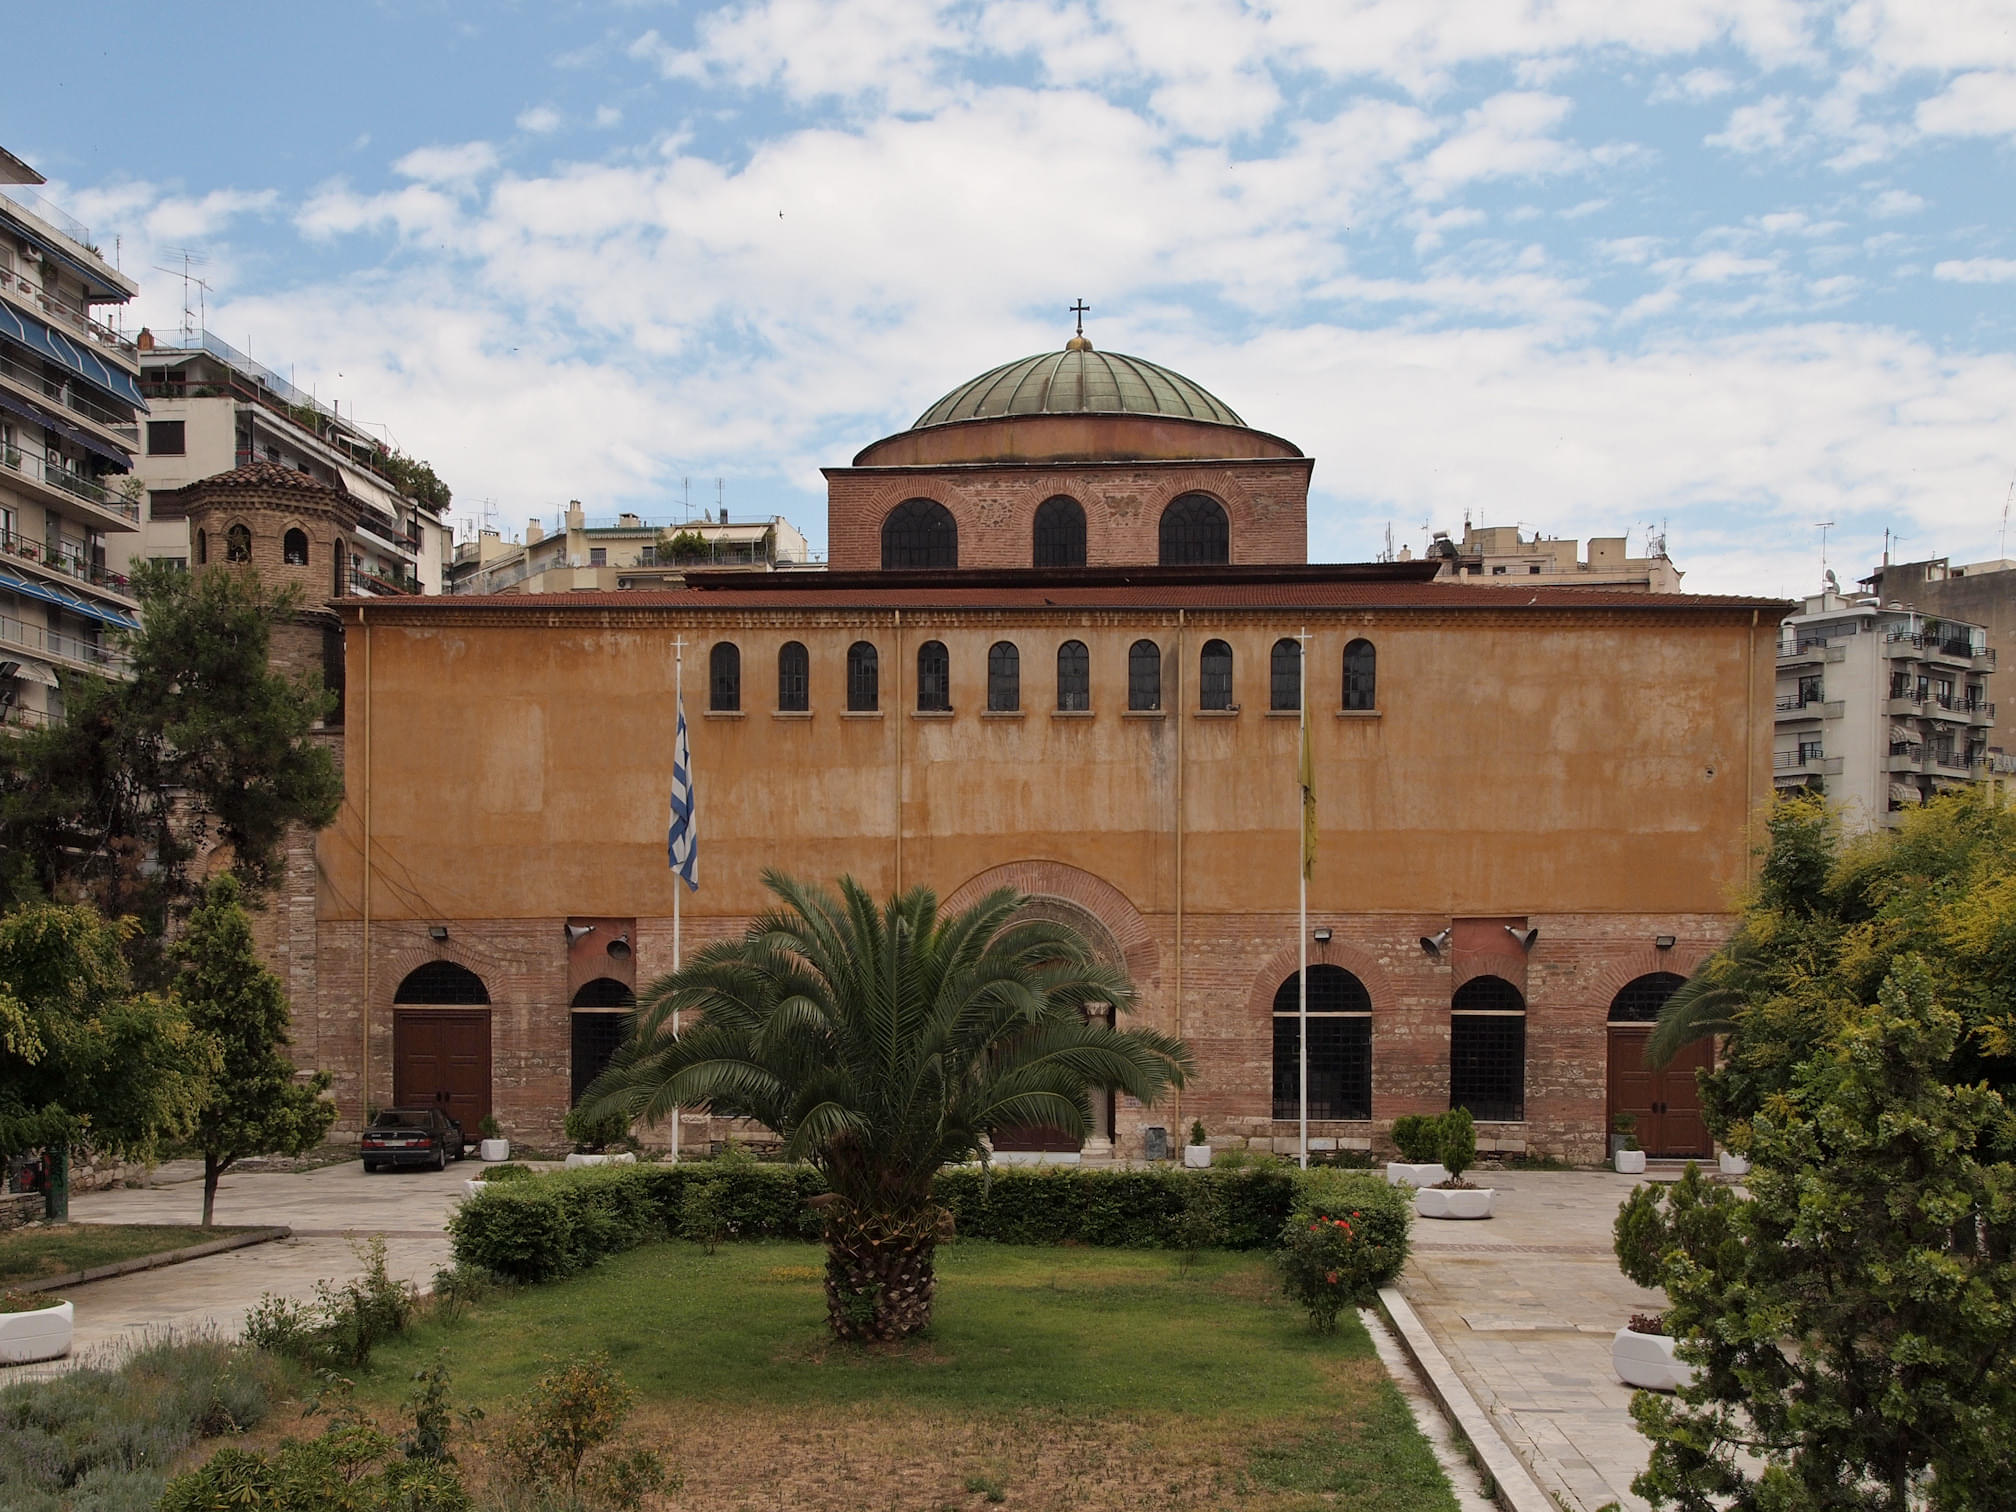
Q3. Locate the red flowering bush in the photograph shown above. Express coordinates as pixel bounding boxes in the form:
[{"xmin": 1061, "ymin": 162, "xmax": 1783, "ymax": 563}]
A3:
[{"xmin": 1276, "ymin": 1204, "xmax": 1403, "ymax": 1333}]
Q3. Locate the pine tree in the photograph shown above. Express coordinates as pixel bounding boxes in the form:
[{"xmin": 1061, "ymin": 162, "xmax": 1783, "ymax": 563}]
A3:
[{"xmin": 177, "ymin": 875, "xmax": 336, "ymax": 1225}]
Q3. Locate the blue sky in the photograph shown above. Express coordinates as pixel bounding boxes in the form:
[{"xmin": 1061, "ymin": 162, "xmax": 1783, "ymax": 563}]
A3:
[{"xmin": 10, "ymin": 1, "xmax": 2016, "ymax": 594}]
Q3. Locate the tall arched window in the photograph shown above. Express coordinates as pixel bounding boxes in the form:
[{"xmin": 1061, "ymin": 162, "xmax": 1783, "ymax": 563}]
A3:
[
  {"xmin": 1270, "ymin": 637, "xmax": 1301, "ymax": 711},
  {"xmin": 1451, "ymin": 975, "xmax": 1525, "ymax": 1122},
  {"xmin": 987, "ymin": 641, "xmax": 1020, "ymax": 712},
  {"xmin": 1127, "ymin": 639, "xmax": 1162, "ymax": 711},
  {"xmin": 777, "ymin": 641, "xmax": 809, "ymax": 711},
  {"xmin": 570, "ymin": 977, "xmax": 637, "ymax": 1105},
  {"xmin": 196, "ymin": 529, "xmax": 208, "ymax": 566},
  {"xmin": 283, "ymin": 527, "xmax": 309, "ymax": 566},
  {"xmin": 1199, "ymin": 639, "xmax": 1234, "ymax": 710},
  {"xmin": 1158, "ymin": 493, "xmax": 1229, "ymax": 565},
  {"xmin": 1033, "ymin": 496, "xmax": 1087, "ymax": 568},
  {"xmin": 1272, "ymin": 965, "xmax": 1372, "ymax": 1121},
  {"xmin": 881, "ymin": 498, "xmax": 957, "ymax": 568},
  {"xmin": 394, "ymin": 960, "xmax": 491, "ymax": 1005},
  {"xmin": 333, "ymin": 548, "xmax": 346, "ymax": 598},
  {"xmin": 847, "ymin": 641, "xmax": 879, "ymax": 711},
  {"xmin": 916, "ymin": 640, "xmax": 950, "ymax": 711},
  {"xmin": 1344, "ymin": 639, "xmax": 1377, "ymax": 711},
  {"xmin": 1056, "ymin": 640, "xmax": 1090, "ymax": 711},
  {"xmin": 225, "ymin": 523, "xmax": 252, "ymax": 563},
  {"xmin": 709, "ymin": 641, "xmax": 741, "ymax": 712}
]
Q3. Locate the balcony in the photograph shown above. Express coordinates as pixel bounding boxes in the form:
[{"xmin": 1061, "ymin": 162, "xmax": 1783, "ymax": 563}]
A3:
[
  {"xmin": 1885, "ymin": 628, "xmax": 1986, "ymax": 666},
  {"xmin": 1773, "ymin": 749, "xmax": 1842, "ymax": 778},
  {"xmin": 0, "ymin": 524, "xmax": 138, "ymax": 603},
  {"xmin": 0, "ymin": 445, "xmax": 141, "ymax": 527},
  {"xmin": 1924, "ymin": 693, "xmax": 1995, "ymax": 724},
  {"xmin": 0, "ymin": 611, "xmax": 130, "ymax": 676},
  {"xmin": 1, "ymin": 702, "xmax": 54, "ymax": 731},
  {"xmin": 1775, "ymin": 635, "xmax": 1842, "ymax": 665},
  {"xmin": 1887, "ymin": 743, "xmax": 1924, "ymax": 773},
  {"xmin": 0, "ymin": 345, "xmax": 139, "ymax": 441},
  {"xmin": 352, "ymin": 508, "xmax": 421, "ymax": 556},
  {"xmin": 347, "ymin": 566, "xmax": 420, "ymax": 597},
  {"xmin": 0, "ymin": 268, "xmax": 137, "ymax": 357},
  {"xmin": 1774, "ymin": 695, "xmax": 1843, "ymax": 720}
]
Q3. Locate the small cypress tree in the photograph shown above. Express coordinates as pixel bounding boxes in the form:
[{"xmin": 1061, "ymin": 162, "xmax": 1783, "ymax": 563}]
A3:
[{"xmin": 178, "ymin": 875, "xmax": 336, "ymax": 1225}]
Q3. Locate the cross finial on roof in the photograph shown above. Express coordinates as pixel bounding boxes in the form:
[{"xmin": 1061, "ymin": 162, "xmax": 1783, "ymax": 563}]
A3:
[{"xmin": 1070, "ymin": 299, "xmax": 1089, "ymax": 336}]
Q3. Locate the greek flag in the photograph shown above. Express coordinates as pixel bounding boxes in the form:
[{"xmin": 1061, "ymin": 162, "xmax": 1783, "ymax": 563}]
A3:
[{"xmin": 667, "ymin": 689, "xmax": 698, "ymax": 891}]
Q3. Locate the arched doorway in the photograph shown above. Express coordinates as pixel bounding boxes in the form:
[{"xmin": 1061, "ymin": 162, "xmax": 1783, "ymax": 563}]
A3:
[
  {"xmin": 571, "ymin": 977, "xmax": 637, "ymax": 1105},
  {"xmin": 392, "ymin": 961, "xmax": 493, "ymax": 1135},
  {"xmin": 1606, "ymin": 973, "xmax": 1711, "ymax": 1158},
  {"xmin": 990, "ymin": 897, "xmax": 1124, "ymax": 1163}
]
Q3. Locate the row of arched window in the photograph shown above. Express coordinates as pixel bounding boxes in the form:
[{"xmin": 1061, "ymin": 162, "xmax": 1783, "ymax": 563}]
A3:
[
  {"xmin": 709, "ymin": 638, "xmax": 1378, "ymax": 714},
  {"xmin": 1270, "ymin": 968, "xmax": 1683, "ymax": 1123},
  {"xmin": 881, "ymin": 493, "xmax": 1232, "ymax": 569},
  {"xmin": 196, "ymin": 523, "xmax": 313, "ymax": 567}
]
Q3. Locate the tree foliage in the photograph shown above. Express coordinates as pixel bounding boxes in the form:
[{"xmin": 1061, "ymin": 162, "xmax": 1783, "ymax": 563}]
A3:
[
  {"xmin": 0, "ymin": 903, "xmax": 209, "ymax": 1163},
  {"xmin": 177, "ymin": 874, "xmax": 335, "ymax": 1224},
  {"xmin": 584, "ymin": 871, "xmax": 1192, "ymax": 1338},
  {"xmin": 0, "ymin": 563, "xmax": 341, "ymax": 962}
]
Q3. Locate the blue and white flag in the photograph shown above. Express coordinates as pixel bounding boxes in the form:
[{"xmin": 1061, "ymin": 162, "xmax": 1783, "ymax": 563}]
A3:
[{"xmin": 667, "ymin": 688, "xmax": 698, "ymax": 892}]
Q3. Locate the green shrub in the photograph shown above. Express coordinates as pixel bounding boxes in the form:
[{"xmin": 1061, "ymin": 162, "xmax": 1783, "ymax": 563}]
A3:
[
  {"xmin": 1439, "ymin": 1108, "xmax": 1476, "ymax": 1183},
  {"xmin": 1188, "ymin": 1119, "xmax": 1208, "ymax": 1146},
  {"xmin": 1389, "ymin": 1115, "xmax": 1442, "ymax": 1163},
  {"xmin": 497, "ymin": 1354, "xmax": 676, "ymax": 1508},
  {"xmin": 562, "ymin": 1106, "xmax": 631, "ymax": 1153},
  {"xmin": 243, "ymin": 1237, "xmax": 414, "ymax": 1368},
  {"xmin": 477, "ymin": 1161, "xmax": 535, "ymax": 1183}
]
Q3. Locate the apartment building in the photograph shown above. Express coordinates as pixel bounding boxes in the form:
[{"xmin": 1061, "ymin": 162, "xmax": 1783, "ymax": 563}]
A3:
[
  {"xmin": 116, "ymin": 331, "xmax": 451, "ymax": 596},
  {"xmin": 448, "ymin": 502, "xmax": 810, "ymax": 594},
  {"xmin": 1863, "ymin": 555, "xmax": 2016, "ymax": 768},
  {"xmin": 1413, "ymin": 523, "xmax": 1684, "ymax": 592},
  {"xmin": 1773, "ymin": 589, "xmax": 1995, "ymax": 829},
  {"xmin": 0, "ymin": 152, "xmax": 145, "ymax": 729}
]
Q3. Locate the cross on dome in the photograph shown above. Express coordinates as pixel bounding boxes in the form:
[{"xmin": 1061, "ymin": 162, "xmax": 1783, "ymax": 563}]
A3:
[{"xmin": 1067, "ymin": 298, "xmax": 1092, "ymax": 351}]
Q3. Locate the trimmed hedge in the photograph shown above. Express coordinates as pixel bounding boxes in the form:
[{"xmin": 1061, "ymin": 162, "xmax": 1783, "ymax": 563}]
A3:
[{"xmin": 449, "ymin": 1160, "xmax": 1411, "ymax": 1285}]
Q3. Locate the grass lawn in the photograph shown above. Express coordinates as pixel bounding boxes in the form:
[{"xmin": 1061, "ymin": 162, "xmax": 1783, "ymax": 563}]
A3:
[
  {"xmin": 0, "ymin": 1223, "xmax": 260, "ymax": 1288},
  {"xmin": 359, "ymin": 1240, "xmax": 1459, "ymax": 1512}
]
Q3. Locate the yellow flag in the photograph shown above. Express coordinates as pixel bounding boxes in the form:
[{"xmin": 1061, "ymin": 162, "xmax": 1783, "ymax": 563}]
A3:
[{"xmin": 1299, "ymin": 711, "xmax": 1317, "ymax": 879}]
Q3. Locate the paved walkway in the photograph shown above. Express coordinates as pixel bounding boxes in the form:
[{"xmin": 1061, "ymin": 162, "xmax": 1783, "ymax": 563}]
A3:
[
  {"xmin": 18, "ymin": 1160, "xmax": 474, "ymax": 1366},
  {"xmin": 1400, "ymin": 1168, "xmax": 1690, "ymax": 1512}
]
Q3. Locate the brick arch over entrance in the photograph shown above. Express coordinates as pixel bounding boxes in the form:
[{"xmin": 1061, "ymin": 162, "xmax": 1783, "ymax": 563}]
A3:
[
  {"xmin": 378, "ymin": 948, "xmax": 495, "ymax": 1010},
  {"xmin": 1243, "ymin": 939, "xmax": 1394, "ymax": 1023},
  {"xmin": 943, "ymin": 861, "xmax": 1158, "ymax": 994},
  {"xmin": 1451, "ymin": 952, "xmax": 1529, "ymax": 996},
  {"xmin": 1586, "ymin": 947, "xmax": 1713, "ymax": 1013}
]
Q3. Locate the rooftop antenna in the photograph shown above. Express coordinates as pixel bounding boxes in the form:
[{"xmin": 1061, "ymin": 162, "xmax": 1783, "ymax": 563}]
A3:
[
  {"xmin": 1814, "ymin": 520, "xmax": 1835, "ymax": 594},
  {"xmin": 1380, "ymin": 522, "xmax": 1395, "ymax": 563},
  {"xmin": 153, "ymin": 247, "xmax": 210, "ymax": 343},
  {"xmin": 2002, "ymin": 480, "xmax": 2011, "ymax": 560},
  {"xmin": 716, "ymin": 477, "xmax": 724, "ymax": 523}
]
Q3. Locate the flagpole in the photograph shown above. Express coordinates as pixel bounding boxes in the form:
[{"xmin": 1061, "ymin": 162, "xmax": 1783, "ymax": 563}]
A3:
[
  {"xmin": 672, "ymin": 636, "xmax": 684, "ymax": 1164},
  {"xmin": 1298, "ymin": 627, "xmax": 1314, "ymax": 1169}
]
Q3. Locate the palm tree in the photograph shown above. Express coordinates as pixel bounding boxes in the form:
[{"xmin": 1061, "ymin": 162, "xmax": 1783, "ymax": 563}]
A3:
[{"xmin": 583, "ymin": 871, "xmax": 1192, "ymax": 1341}]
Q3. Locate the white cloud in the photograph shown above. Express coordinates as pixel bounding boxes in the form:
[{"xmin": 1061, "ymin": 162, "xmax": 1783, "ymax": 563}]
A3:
[
  {"xmin": 516, "ymin": 106, "xmax": 564, "ymax": 134},
  {"xmin": 1933, "ymin": 258, "xmax": 2016, "ymax": 284},
  {"xmin": 1653, "ymin": 67, "xmax": 1737, "ymax": 103},
  {"xmin": 594, "ymin": 106, "xmax": 624, "ymax": 129},
  {"xmin": 1916, "ymin": 71, "xmax": 2016, "ymax": 139},
  {"xmin": 393, "ymin": 141, "xmax": 501, "ymax": 184},
  {"xmin": 1707, "ymin": 96, "xmax": 1794, "ymax": 153},
  {"xmin": 1867, "ymin": 188, "xmax": 1924, "ymax": 218},
  {"xmin": 1410, "ymin": 92, "xmax": 1583, "ymax": 201}
]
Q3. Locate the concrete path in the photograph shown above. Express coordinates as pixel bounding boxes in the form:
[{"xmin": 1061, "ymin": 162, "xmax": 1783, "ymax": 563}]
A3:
[
  {"xmin": 1400, "ymin": 1168, "xmax": 1688, "ymax": 1512},
  {"xmin": 16, "ymin": 1160, "xmax": 474, "ymax": 1366}
]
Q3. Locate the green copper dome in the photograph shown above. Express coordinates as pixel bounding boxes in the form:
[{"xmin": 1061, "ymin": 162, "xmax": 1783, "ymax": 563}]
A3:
[{"xmin": 913, "ymin": 345, "xmax": 1244, "ymax": 430}]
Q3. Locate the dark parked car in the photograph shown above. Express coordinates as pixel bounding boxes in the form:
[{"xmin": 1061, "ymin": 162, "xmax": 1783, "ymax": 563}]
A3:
[{"xmin": 360, "ymin": 1107, "xmax": 466, "ymax": 1172}]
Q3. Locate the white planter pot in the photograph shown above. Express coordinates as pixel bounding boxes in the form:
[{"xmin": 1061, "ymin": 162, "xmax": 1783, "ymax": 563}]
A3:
[
  {"xmin": 1414, "ymin": 1186, "xmax": 1496, "ymax": 1220},
  {"xmin": 564, "ymin": 1151, "xmax": 637, "ymax": 1169},
  {"xmin": 1182, "ymin": 1144, "xmax": 1213, "ymax": 1169},
  {"xmin": 1719, "ymin": 1152, "xmax": 1750, "ymax": 1176},
  {"xmin": 479, "ymin": 1139, "xmax": 510, "ymax": 1162},
  {"xmin": 463, "ymin": 1179, "xmax": 487, "ymax": 1199},
  {"xmin": 1614, "ymin": 1150, "xmax": 1647, "ymax": 1174},
  {"xmin": 1612, "ymin": 1326, "xmax": 1696, "ymax": 1392},
  {"xmin": 0, "ymin": 1298, "xmax": 73, "ymax": 1364},
  {"xmin": 1386, "ymin": 1162, "xmax": 1448, "ymax": 1188}
]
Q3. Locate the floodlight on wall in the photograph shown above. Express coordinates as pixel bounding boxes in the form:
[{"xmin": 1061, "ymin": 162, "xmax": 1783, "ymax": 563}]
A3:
[
  {"xmin": 428, "ymin": 925, "xmax": 449, "ymax": 942},
  {"xmin": 606, "ymin": 933, "xmax": 632, "ymax": 960},
  {"xmin": 565, "ymin": 923, "xmax": 597, "ymax": 945},
  {"xmin": 1419, "ymin": 928, "xmax": 1452, "ymax": 959},
  {"xmin": 1506, "ymin": 925, "xmax": 1539, "ymax": 951},
  {"xmin": 1312, "ymin": 927, "xmax": 1333, "ymax": 944},
  {"xmin": 1654, "ymin": 934, "xmax": 1678, "ymax": 950}
]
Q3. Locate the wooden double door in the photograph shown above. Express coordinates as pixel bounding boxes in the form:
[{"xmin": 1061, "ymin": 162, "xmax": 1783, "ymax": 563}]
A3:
[
  {"xmin": 392, "ymin": 1011, "xmax": 492, "ymax": 1135},
  {"xmin": 1606, "ymin": 1028, "xmax": 1712, "ymax": 1159}
]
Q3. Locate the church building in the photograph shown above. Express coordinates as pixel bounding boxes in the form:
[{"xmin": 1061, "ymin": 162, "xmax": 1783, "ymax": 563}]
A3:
[{"xmin": 244, "ymin": 331, "xmax": 1783, "ymax": 1165}]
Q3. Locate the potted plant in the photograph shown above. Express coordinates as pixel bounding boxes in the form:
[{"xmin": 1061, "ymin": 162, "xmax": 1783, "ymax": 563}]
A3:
[
  {"xmin": 1613, "ymin": 1113, "xmax": 1646, "ymax": 1174},
  {"xmin": 1183, "ymin": 1119, "xmax": 1213, "ymax": 1169},
  {"xmin": 1385, "ymin": 1113, "xmax": 1448, "ymax": 1188},
  {"xmin": 0, "ymin": 1292, "xmax": 73, "ymax": 1364},
  {"xmin": 562, "ymin": 1106, "xmax": 637, "ymax": 1168},
  {"xmin": 464, "ymin": 1161, "xmax": 535, "ymax": 1199},
  {"xmin": 1609, "ymin": 1179, "xmax": 1700, "ymax": 1392},
  {"xmin": 1414, "ymin": 1109, "xmax": 1496, "ymax": 1219},
  {"xmin": 477, "ymin": 1115, "xmax": 509, "ymax": 1163}
]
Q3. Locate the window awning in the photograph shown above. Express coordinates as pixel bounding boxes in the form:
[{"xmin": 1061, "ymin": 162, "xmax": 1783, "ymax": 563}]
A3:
[
  {"xmin": 0, "ymin": 655, "xmax": 59, "ymax": 686},
  {"xmin": 0, "ymin": 385, "xmax": 132, "ymax": 471},
  {"xmin": 0, "ymin": 566, "xmax": 140, "ymax": 630},
  {"xmin": 0, "ymin": 302, "xmax": 147, "ymax": 411}
]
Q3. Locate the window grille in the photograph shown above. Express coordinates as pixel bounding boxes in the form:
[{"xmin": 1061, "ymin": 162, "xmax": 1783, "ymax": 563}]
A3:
[
  {"xmin": 1607, "ymin": 972, "xmax": 1684, "ymax": 1023},
  {"xmin": 1450, "ymin": 974, "xmax": 1524, "ymax": 1121},
  {"xmin": 1127, "ymin": 639, "xmax": 1161, "ymax": 710},
  {"xmin": 394, "ymin": 960, "xmax": 491, "ymax": 1004},
  {"xmin": 1033, "ymin": 496, "xmax": 1086, "ymax": 567},
  {"xmin": 881, "ymin": 498, "xmax": 957, "ymax": 568},
  {"xmin": 987, "ymin": 641, "xmax": 1020, "ymax": 712},
  {"xmin": 1056, "ymin": 639, "xmax": 1090, "ymax": 711},
  {"xmin": 1344, "ymin": 639, "xmax": 1376, "ymax": 710},
  {"xmin": 225, "ymin": 524, "xmax": 252, "ymax": 563},
  {"xmin": 709, "ymin": 641, "xmax": 741, "ymax": 712},
  {"xmin": 1270, "ymin": 638, "xmax": 1301, "ymax": 711},
  {"xmin": 283, "ymin": 528, "xmax": 309, "ymax": 566},
  {"xmin": 847, "ymin": 641, "xmax": 879, "ymax": 711},
  {"xmin": 777, "ymin": 641, "xmax": 809, "ymax": 711},
  {"xmin": 1199, "ymin": 639, "xmax": 1233, "ymax": 710},
  {"xmin": 570, "ymin": 1012, "xmax": 631, "ymax": 1105},
  {"xmin": 1271, "ymin": 965, "xmax": 1372, "ymax": 1120},
  {"xmin": 1158, "ymin": 493, "xmax": 1229, "ymax": 564},
  {"xmin": 916, "ymin": 639, "xmax": 950, "ymax": 711}
]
